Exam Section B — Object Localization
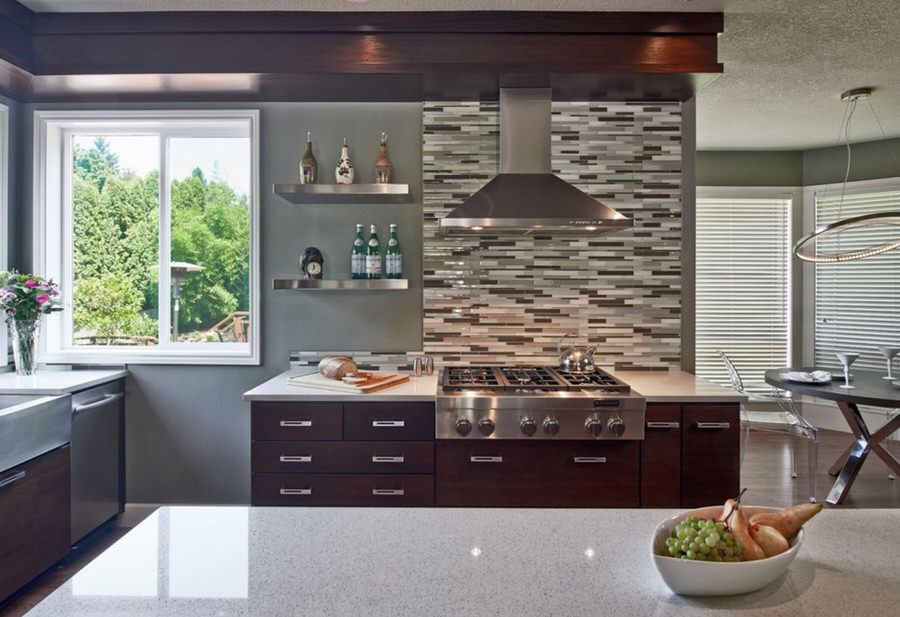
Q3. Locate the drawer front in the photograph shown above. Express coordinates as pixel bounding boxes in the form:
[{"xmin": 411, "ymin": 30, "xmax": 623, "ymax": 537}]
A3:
[
  {"xmin": 251, "ymin": 402, "xmax": 342, "ymax": 441},
  {"xmin": 641, "ymin": 404, "xmax": 682, "ymax": 508},
  {"xmin": 344, "ymin": 402, "xmax": 434, "ymax": 441},
  {"xmin": 0, "ymin": 445, "xmax": 71, "ymax": 603},
  {"xmin": 252, "ymin": 473, "xmax": 434, "ymax": 506},
  {"xmin": 436, "ymin": 440, "xmax": 639, "ymax": 507},
  {"xmin": 681, "ymin": 404, "xmax": 740, "ymax": 507},
  {"xmin": 252, "ymin": 441, "xmax": 434, "ymax": 474}
]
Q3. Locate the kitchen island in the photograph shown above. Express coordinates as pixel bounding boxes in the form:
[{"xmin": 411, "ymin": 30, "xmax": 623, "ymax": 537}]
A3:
[{"xmin": 23, "ymin": 505, "xmax": 899, "ymax": 616}]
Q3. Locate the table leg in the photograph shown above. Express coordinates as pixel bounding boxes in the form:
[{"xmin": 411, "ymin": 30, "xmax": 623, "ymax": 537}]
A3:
[
  {"xmin": 827, "ymin": 402, "xmax": 873, "ymax": 505},
  {"xmin": 827, "ymin": 408, "xmax": 900, "ymax": 477}
]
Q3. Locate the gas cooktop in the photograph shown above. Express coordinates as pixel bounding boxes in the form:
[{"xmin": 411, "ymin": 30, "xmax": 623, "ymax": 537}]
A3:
[{"xmin": 441, "ymin": 365, "xmax": 630, "ymax": 394}]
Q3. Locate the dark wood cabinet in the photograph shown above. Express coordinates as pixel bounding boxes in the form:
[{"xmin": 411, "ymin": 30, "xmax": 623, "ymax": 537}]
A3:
[
  {"xmin": 436, "ymin": 440, "xmax": 640, "ymax": 507},
  {"xmin": 681, "ymin": 404, "xmax": 740, "ymax": 507},
  {"xmin": 343, "ymin": 402, "xmax": 434, "ymax": 441},
  {"xmin": 250, "ymin": 401, "xmax": 435, "ymax": 506},
  {"xmin": 251, "ymin": 402, "xmax": 343, "ymax": 441},
  {"xmin": 0, "ymin": 445, "xmax": 71, "ymax": 603},
  {"xmin": 641, "ymin": 403, "xmax": 682, "ymax": 507},
  {"xmin": 252, "ymin": 474, "xmax": 434, "ymax": 506}
]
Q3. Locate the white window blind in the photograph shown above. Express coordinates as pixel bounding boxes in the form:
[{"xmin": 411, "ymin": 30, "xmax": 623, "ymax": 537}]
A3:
[
  {"xmin": 695, "ymin": 194, "xmax": 792, "ymax": 392},
  {"xmin": 814, "ymin": 184, "xmax": 900, "ymax": 372}
]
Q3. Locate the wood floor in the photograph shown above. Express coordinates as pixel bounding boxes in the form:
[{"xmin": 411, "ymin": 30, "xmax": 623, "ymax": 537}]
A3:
[{"xmin": 2, "ymin": 427, "xmax": 897, "ymax": 617}]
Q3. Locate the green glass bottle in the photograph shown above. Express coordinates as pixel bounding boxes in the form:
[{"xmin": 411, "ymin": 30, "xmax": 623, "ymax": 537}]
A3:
[
  {"xmin": 299, "ymin": 131, "xmax": 317, "ymax": 184},
  {"xmin": 365, "ymin": 224, "xmax": 382, "ymax": 279},
  {"xmin": 385, "ymin": 223, "xmax": 402, "ymax": 279},
  {"xmin": 351, "ymin": 224, "xmax": 366, "ymax": 279}
]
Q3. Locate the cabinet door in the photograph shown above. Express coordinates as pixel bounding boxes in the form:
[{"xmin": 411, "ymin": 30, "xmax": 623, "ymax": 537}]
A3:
[
  {"xmin": 641, "ymin": 404, "xmax": 681, "ymax": 507},
  {"xmin": 252, "ymin": 441, "xmax": 434, "ymax": 474},
  {"xmin": 436, "ymin": 441, "xmax": 639, "ymax": 507},
  {"xmin": 681, "ymin": 404, "xmax": 740, "ymax": 507},
  {"xmin": 0, "ymin": 446, "xmax": 71, "ymax": 603},
  {"xmin": 252, "ymin": 473, "xmax": 434, "ymax": 506},
  {"xmin": 344, "ymin": 402, "xmax": 434, "ymax": 441},
  {"xmin": 251, "ymin": 402, "xmax": 342, "ymax": 441}
]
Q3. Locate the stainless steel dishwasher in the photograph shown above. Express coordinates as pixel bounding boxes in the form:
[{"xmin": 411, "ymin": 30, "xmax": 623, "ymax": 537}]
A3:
[{"xmin": 70, "ymin": 380, "xmax": 125, "ymax": 545}]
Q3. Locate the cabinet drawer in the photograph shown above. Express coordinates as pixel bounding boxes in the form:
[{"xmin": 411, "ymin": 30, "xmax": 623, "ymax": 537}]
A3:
[
  {"xmin": 344, "ymin": 403, "xmax": 434, "ymax": 441},
  {"xmin": 0, "ymin": 445, "xmax": 71, "ymax": 603},
  {"xmin": 436, "ymin": 440, "xmax": 639, "ymax": 507},
  {"xmin": 252, "ymin": 473, "xmax": 434, "ymax": 506},
  {"xmin": 252, "ymin": 441, "xmax": 434, "ymax": 474},
  {"xmin": 251, "ymin": 402, "xmax": 342, "ymax": 441},
  {"xmin": 681, "ymin": 404, "xmax": 740, "ymax": 507},
  {"xmin": 641, "ymin": 404, "xmax": 681, "ymax": 508}
]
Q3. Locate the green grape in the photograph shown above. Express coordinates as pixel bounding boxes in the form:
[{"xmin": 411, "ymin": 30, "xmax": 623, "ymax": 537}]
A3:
[{"xmin": 666, "ymin": 516, "xmax": 744, "ymax": 562}]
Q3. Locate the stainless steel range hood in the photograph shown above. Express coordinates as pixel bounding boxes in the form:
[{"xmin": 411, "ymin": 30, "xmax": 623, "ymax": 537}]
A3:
[{"xmin": 439, "ymin": 88, "xmax": 632, "ymax": 235}]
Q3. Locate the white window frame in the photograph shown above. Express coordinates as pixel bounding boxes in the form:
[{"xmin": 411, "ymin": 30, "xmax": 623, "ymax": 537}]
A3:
[
  {"xmin": 0, "ymin": 102, "xmax": 8, "ymax": 366},
  {"xmin": 801, "ymin": 176, "xmax": 900, "ymax": 368},
  {"xmin": 695, "ymin": 186, "xmax": 797, "ymax": 390},
  {"xmin": 33, "ymin": 109, "xmax": 260, "ymax": 365}
]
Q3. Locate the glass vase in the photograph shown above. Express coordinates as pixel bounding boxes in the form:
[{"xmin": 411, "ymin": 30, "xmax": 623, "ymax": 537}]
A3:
[{"xmin": 10, "ymin": 318, "xmax": 40, "ymax": 376}]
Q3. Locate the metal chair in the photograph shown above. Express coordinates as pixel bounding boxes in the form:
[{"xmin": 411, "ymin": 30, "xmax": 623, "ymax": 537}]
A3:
[{"xmin": 717, "ymin": 351, "xmax": 819, "ymax": 503}]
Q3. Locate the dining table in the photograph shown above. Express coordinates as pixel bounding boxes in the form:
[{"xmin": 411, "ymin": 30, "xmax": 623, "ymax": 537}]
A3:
[{"xmin": 765, "ymin": 368, "xmax": 900, "ymax": 505}]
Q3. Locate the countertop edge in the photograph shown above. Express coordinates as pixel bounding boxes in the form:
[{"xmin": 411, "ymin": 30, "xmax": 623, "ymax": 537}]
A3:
[{"xmin": 0, "ymin": 369, "xmax": 128, "ymax": 395}]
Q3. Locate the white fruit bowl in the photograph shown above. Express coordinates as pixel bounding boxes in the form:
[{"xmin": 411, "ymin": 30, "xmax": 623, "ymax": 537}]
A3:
[{"xmin": 651, "ymin": 505, "xmax": 804, "ymax": 596}]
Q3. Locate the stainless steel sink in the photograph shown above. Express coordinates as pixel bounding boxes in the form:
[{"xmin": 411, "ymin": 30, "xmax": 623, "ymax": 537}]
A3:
[{"xmin": 0, "ymin": 394, "xmax": 72, "ymax": 473}]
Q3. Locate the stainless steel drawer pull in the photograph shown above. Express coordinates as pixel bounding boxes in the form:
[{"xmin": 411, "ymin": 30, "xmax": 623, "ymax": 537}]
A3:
[
  {"xmin": 279, "ymin": 455, "xmax": 312, "ymax": 463},
  {"xmin": 647, "ymin": 421, "xmax": 680, "ymax": 429},
  {"xmin": 0, "ymin": 470, "xmax": 26, "ymax": 489},
  {"xmin": 372, "ymin": 488, "xmax": 405, "ymax": 496},
  {"xmin": 372, "ymin": 420, "xmax": 405, "ymax": 428},
  {"xmin": 573, "ymin": 456, "xmax": 607, "ymax": 464},
  {"xmin": 280, "ymin": 420, "xmax": 312, "ymax": 428},
  {"xmin": 279, "ymin": 488, "xmax": 312, "ymax": 496},
  {"xmin": 470, "ymin": 456, "xmax": 503, "ymax": 463},
  {"xmin": 696, "ymin": 422, "xmax": 731, "ymax": 430},
  {"xmin": 372, "ymin": 456, "xmax": 405, "ymax": 463}
]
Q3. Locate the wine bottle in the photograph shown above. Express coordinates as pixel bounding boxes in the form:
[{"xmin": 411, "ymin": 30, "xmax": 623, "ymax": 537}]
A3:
[
  {"xmin": 299, "ymin": 131, "xmax": 317, "ymax": 184},
  {"xmin": 351, "ymin": 224, "xmax": 366, "ymax": 279},
  {"xmin": 385, "ymin": 224, "xmax": 402, "ymax": 279},
  {"xmin": 335, "ymin": 138, "xmax": 354, "ymax": 184},
  {"xmin": 375, "ymin": 132, "xmax": 392, "ymax": 184},
  {"xmin": 366, "ymin": 224, "xmax": 382, "ymax": 279}
]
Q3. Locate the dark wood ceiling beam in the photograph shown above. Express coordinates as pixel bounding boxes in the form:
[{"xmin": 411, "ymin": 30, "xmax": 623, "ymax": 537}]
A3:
[
  {"xmin": 0, "ymin": 0, "xmax": 34, "ymax": 70},
  {"xmin": 33, "ymin": 11, "xmax": 724, "ymax": 35}
]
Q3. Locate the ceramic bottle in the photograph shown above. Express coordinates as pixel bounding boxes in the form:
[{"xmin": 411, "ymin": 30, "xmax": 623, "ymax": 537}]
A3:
[{"xmin": 335, "ymin": 138, "xmax": 354, "ymax": 184}]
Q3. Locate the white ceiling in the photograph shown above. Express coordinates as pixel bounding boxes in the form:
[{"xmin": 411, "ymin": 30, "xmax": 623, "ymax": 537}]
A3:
[{"xmin": 18, "ymin": 0, "xmax": 900, "ymax": 151}]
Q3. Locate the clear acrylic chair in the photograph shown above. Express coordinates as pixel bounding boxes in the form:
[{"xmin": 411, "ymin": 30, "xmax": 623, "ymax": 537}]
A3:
[{"xmin": 717, "ymin": 351, "xmax": 819, "ymax": 503}]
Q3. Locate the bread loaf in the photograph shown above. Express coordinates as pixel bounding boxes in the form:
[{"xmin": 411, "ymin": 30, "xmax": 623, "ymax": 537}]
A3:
[{"xmin": 318, "ymin": 356, "xmax": 358, "ymax": 380}]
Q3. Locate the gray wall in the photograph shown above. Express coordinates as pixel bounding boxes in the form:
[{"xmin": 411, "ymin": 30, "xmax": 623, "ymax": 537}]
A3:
[
  {"xmin": 697, "ymin": 137, "xmax": 900, "ymax": 187},
  {"xmin": 696, "ymin": 150, "xmax": 803, "ymax": 187},
  {"xmin": 15, "ymin": 101, "xmax": 423, "ymax": 503},
  {"xmin": 1, "ymin": 94, "xmax": 20, "ymax": 272}
]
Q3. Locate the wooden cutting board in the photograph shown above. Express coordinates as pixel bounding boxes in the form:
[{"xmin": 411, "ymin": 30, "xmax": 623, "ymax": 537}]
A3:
[{"xmin": 287, "ymin": 371, "xmax": 410, "ymax": 394}]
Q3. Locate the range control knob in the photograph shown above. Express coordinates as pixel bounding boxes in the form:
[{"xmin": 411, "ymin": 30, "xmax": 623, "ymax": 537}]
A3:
[
  {"xmin": 608, "ymin": 416, "xmax": 626, "ymax": 437},
  {"xmin": 543, "ymin": 417, "xmax": 561, "ymax": 436},
  {"xmin": 520, "ymin": 417, "xmax": 537, "ymax": 437},
  {"xmin": 455, "ymin": 417, "xmax": 473, "ymax": 437},
  {"xmin": 585, "ymin": 417, "xmax": 603, "ymax": 437},
  {"xmin": 478, "ymin": 418, "xmax": 496, "ymax": 436}
]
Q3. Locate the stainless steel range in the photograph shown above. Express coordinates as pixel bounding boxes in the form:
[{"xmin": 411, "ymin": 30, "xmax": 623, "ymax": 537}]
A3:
[{"xmin": 436, "ymin": 366, "xmax": 645, "ymax": 440}]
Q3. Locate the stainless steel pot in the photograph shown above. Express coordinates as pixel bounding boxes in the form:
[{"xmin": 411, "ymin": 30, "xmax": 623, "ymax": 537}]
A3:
[{"xmin": 556, "ymin": 333, "xmax": 596, "ymax": 373}]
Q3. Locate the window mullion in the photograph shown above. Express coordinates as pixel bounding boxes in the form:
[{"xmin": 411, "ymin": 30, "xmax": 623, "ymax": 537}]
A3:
[{"xmin": 158, "ymin": 129, "xmax": 172, "ymax": 347}]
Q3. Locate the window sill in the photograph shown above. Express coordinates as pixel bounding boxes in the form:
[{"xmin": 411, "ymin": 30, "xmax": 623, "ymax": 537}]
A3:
[{"xmin": 41, "ymin": 348, "xmax": 260, "ymax": 366}]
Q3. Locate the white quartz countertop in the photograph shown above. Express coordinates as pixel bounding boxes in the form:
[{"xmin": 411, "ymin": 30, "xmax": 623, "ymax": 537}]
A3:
[
  {"xmin": 611, "ymin": 369, "xmax": 747, "ymax": 403},
  {"xmin": 243, "ymin": 370, "xmax": 438, "ymax": 401},
  {"xmin": 24, "ymin": 505, "xmax": 900, "ymax": 617},
  {"xmin": 0, "ymin": 367, "xmax": 127, "ymax": 394}
]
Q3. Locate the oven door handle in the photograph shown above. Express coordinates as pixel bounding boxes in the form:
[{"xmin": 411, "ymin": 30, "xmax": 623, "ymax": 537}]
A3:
[{"xmin": 470, "ymin": 456, "xmax": 503, "ymax": 463}]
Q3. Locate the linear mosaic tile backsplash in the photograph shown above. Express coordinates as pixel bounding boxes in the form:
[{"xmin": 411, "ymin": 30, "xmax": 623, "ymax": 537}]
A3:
[
  {"xmin": 292, "ymin": 100, "xmax": 682, "ymax": 371},
  {"xmin": 421, "ymin": 100, "xmax": 683, "ymax": 370}
]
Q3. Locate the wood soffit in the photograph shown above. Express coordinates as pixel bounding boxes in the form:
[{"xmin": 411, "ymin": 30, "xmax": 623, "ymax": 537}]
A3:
[{"xmin": 0, "ymin": 3, "xmax": 723, "ymax": 102}]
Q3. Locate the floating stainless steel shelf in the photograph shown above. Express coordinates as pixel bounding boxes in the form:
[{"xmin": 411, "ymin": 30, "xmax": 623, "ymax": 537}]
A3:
[
  {"xmin": 273, "ymin": 183, "xmax": 410, "ymax": 203},
  {"xmin": 273, "ymin": 278, "xmax": 409, "ymax": 290}
]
